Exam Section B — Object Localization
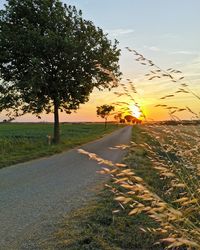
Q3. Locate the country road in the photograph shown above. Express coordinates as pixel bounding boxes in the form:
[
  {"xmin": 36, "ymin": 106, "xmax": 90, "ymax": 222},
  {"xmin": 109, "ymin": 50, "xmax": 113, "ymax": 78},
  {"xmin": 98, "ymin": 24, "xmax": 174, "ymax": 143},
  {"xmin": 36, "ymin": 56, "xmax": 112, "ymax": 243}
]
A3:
[{"xmin": 0, "ymin": 126, "xmax": 132, "ymax": 249}]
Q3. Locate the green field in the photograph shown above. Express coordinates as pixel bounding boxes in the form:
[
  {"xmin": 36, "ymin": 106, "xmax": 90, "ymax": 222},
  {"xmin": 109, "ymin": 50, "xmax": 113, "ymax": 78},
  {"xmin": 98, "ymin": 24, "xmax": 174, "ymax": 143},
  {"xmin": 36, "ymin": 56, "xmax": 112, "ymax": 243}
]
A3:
[{"xmin": 0, "ymin": 123, "xmax": 120, "ymax": 168}]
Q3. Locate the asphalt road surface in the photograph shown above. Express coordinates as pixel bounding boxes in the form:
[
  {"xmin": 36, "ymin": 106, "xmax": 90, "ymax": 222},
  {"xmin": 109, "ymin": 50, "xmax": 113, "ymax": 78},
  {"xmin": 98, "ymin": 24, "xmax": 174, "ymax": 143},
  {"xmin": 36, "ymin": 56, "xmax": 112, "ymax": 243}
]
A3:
[{"xmin": 0, "ymin": 126, "xmax": 132, "ymax": 249}]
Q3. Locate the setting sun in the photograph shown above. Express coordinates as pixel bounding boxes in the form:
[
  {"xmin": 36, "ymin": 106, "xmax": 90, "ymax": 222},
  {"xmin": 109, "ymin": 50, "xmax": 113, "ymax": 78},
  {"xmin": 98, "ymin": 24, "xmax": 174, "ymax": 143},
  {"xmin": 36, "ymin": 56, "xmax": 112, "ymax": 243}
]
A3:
[{"xmin": 130, "ymin": 104, "xmax": 142, "ymax": 119}]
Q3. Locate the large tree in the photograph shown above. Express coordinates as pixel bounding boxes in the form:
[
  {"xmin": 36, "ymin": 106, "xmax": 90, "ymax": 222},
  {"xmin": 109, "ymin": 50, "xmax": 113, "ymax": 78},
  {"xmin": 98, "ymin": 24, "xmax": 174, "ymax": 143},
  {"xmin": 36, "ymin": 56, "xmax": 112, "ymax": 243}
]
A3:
[{"xmin": 0, "ymin": 0, "xmax": 121, "ymax": 143}]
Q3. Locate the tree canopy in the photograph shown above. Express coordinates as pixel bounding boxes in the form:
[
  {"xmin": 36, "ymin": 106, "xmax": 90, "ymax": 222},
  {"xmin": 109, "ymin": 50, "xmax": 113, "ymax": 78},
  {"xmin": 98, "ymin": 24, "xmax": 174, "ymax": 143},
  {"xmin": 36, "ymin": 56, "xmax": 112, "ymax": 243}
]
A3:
[{"xmin": 0, "ymin": 0, "xmax": 121, "ymax": 142}]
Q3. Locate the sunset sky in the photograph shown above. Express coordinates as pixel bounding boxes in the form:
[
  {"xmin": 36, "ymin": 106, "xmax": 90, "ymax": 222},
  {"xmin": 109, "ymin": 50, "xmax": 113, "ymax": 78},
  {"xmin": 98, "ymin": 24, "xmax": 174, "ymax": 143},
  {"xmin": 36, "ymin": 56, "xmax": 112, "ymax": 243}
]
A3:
[{"xmin": 0, "ymin": 0, "xmax": 199, "ymax": 122}]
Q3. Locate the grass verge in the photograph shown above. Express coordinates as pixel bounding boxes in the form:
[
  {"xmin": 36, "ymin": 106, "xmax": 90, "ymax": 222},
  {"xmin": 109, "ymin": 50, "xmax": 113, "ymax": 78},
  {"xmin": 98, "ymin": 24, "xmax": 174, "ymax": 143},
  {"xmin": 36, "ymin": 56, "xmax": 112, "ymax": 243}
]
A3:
[{"xmin": 40, "ymin": 188, "xmax": 160, "ymax": 250}]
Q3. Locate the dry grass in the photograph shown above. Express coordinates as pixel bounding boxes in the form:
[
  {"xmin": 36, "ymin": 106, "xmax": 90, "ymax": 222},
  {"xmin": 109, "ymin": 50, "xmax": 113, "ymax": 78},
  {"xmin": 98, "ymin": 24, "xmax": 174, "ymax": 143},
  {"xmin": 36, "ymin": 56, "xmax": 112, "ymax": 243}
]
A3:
[
  {"xmin": 41, "ymin": 179, "xmax": 162, "ymax": 250},
  {"xmin": 79, "ymin": 124, "xmax": 200, "ymax": 249},
  {"xmin": 78, "ymin": 48, "xmax": 200, "ymax": 248}
]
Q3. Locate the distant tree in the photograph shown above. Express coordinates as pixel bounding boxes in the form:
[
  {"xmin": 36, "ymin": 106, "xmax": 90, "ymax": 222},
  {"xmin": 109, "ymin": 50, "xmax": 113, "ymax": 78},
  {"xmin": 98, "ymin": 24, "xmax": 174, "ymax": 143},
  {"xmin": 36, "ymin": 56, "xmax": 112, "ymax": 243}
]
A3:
[
  {"xmin": 131, "ymin": 116, "xmax": 137, "ymax": 124},
  {"xmin": 124, "ymin": 115, "xmax": 134, "ymax": 123},
  {"xmin": 124, "ymin": 115, "xmax": 142, "ymax": 124},
  {"xmin": 135, "ymin": 118, "xmax": 142, "ymax": 124},
  {"xmin": 0, "ymin": 0, "xmax": 121, "ymax": 143},
  {"xmin": 120, "ymin": 118, "xmax": 125, "ymax": 124},
  {"xmin": 114, "ymin": 112, "xmax": 122, "ymax": 124},
  {"xmin": 97, "ymin": 104, "xmax": 114, "ymax": 128},
  {"xmin": 2, "ymin": 117, "xmax": 14, "ymax": 123}
]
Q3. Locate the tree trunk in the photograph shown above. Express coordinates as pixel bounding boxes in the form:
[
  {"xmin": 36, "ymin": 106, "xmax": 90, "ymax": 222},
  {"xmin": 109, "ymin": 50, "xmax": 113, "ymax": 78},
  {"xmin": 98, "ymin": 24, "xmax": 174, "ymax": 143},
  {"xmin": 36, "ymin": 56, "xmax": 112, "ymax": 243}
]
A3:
[
  {"xmin": 53, "ymin": 100, "xmax": 60, "ymax": 144},
  {"xmin": 105, "ymin": 117, "xmax": 107, "ymax": 129}
]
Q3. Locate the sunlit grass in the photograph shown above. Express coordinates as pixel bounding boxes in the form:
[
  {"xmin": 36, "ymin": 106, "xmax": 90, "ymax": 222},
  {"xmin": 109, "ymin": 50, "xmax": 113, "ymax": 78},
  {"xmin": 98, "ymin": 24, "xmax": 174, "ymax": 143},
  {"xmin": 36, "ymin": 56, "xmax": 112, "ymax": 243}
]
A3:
[
  {"xmin": 79, "ymin": 124, "xmax": 200, "ymax": 249},
  {"xmin": 76, "ymin": 47, "xmax": 200, "ymax": 249}
]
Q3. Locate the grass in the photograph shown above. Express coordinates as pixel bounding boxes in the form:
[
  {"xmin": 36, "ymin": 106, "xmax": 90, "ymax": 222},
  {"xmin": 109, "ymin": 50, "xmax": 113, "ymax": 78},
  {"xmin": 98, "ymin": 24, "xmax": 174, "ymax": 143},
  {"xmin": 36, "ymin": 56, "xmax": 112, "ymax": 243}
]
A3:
[
  {"xmin": 113, "ymin": 124, "xmax": 200, "ymax": 248},
  {"xmin": 41, "ymin": 187, "xmax": 161, "ymax": 250},
  {"xmin": 115, "ymin": 48, "xmax": 200, "ymax": 248},
  {"xmin": 0, "ymin": 123, "xmax": 121, "ymax": 168},
  {"xmin": 40, "ymin": 125, "xmax": 167, "ymax": 250},
  {"xmin": 45, "ymin": 124, "xmax": 200, "ymax": 249}
]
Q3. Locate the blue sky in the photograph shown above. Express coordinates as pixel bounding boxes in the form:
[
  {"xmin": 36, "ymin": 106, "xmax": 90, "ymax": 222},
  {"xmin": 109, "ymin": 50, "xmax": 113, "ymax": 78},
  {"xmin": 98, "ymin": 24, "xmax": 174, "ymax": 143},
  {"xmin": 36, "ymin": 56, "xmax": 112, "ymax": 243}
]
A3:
[
  {"xmin": 0, "ymin": 0, "xmax": 200, "ymax": 121},
  {"xmin": 65, "ymin": 0, "xmax": 200, "ymax": 69}
]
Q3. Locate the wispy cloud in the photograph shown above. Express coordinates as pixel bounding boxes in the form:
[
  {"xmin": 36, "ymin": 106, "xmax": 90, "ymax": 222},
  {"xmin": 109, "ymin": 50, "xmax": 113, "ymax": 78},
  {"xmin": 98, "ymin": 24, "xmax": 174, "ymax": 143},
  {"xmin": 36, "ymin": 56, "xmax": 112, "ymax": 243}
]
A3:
[
  {"xmin": 143, "ymin": 45, "xmax": 161, "ymax": 52},
  {"xmin": 105, "ymin": 28, "xmax": 135, "ymax": 37},
  {"xmin": 170, "ymin": 50, "xmax": 198, "ymax": 55}
]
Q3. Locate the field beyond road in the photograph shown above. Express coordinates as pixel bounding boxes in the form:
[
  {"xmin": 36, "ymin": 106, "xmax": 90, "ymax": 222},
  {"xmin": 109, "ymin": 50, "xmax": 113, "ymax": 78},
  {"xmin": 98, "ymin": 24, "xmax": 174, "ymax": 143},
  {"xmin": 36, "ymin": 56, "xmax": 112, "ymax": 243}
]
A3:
[{"xmin": 0, "ymin": 123, "xmax": 121, "ymax": 168}]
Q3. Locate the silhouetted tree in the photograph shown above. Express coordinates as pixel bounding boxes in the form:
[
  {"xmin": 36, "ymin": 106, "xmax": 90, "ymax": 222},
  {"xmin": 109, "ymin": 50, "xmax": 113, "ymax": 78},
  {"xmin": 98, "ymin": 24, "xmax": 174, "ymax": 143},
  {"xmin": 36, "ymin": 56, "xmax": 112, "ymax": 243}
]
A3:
[
  {"xmin": 124, "ymin": 115, "xmax": 142, "ymax": 124},
  {"xmin": 97, "ymin": 104, "xmax": 114, "ymax": 128},
  {"xmin": 124, "ymin": 115, "xmax": 134, "ymax": 123},
  {"xmin": 114, "ymin": 112, "xmax": 122, "ymax": 124},
  {"xmin": 0, "ymin": 0, "xmax": 121, "ymax": 143},
  {"xmin": 135, "ymin": 118, "xmax": 142, "ymax": 124}
]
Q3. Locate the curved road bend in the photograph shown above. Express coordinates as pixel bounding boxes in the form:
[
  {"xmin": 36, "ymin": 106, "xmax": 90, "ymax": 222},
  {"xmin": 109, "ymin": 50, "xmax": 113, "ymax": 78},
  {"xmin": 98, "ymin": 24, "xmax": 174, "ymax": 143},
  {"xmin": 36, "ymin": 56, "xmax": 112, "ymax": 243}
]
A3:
[{"xmin": 0, "ymin": 126, "xmax": 132, "ymax": 249}]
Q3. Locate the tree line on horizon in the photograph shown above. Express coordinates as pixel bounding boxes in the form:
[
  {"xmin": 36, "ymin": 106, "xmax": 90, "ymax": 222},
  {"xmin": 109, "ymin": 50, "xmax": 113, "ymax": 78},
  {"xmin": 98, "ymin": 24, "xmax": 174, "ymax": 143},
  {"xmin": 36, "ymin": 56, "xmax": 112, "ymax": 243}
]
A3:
[{"xmin": 96, "ymin": 104, "xmax": 142, "ymax": 128}]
